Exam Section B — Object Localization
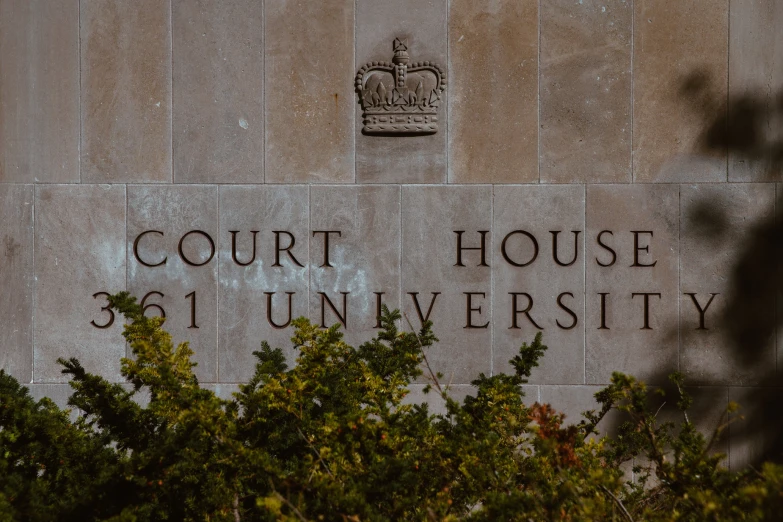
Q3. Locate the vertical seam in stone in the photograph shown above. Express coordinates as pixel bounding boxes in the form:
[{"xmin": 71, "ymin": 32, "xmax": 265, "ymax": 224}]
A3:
[
  {"xmin": 537, "ymin": 0, "xmax": 541, "ymax": 184},
  {"xmin": 308, "ymin": 184, "xmax": 311, "ymax": 322},
  {"xmin": 725, "ymin": 0, "xmax": 730, "ymax": 183},
  {"xmin": 490, "ymin": 185, "xmax": 494, "ymax": 376},
  {"xmin": 677, "ymin": 184, "xmax": 681, "ymax": 373},
  {"xmin": 31, "ymin": 185, "xmax": 36, "ymax": 384},
  {"xmin": 262, "ymin": 0, "xmax": 267, "ymax": 185},
  {"xmin": 353, "ymin": 0, "xmax": 357, "ymax": 184},
  {"xmin": 169, "ymin": 0, "xmax": 174, "ymax": 183},
  {"xmin": 446, "ymin": 0, "xmax": 451, "ymax": 184},
  {"xmin": 216, "ymin": 185, "xmax": 220, "ymax": 382},
  {"xmin": 630, "ymin": 0, "xmax": 635, "ymax": 183},
  {"xmin": 582, "ymin": 183, "xmax": 586, "ymax": 384},
  {"xmin": 78, "ymin": 0, "xmax": 82, "ymax": 184}
]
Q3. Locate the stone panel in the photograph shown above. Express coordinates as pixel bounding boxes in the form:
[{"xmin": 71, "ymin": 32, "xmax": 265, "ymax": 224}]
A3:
[
  {"xmin": 265, "ymin": 0, "xmax": 354, "ymax": 183},
  {"xmin": 540, "ymin": 0, "xmax": 631, "ymax": 183},
  {"xmin": 728, "ymin": 0, "xmax": 783, "ymax": 182},
  {"xmin": 218, "ymin": 185, "xmax": 309, "ymax": 383},
  {"xmin": 0, "ymin": 0, "xmax": 79, "ymax": 183},
  {"xmin": 0, "ymin": 185, "xmax": 33, "ymax": 382},
  {"xmin": 729, "ymin": 387, "xmax": 783, "ymax": 470},
  {"xmin": 172, "ymin": 0, "xmax": 264, "ymax": 184},
  {"xmin": 401, "ymin": 185, "xmax": 491, "ymax": 384},
  {"xmin": 680, "ymin": 184, "xmax": 776, "ymax": 386},
  {"xmin": 778, "ymin": 184, "xmax": 782, "ymax": 378},
  {"xmin": 633, "ymin": 0, "xmax": 728, "ymax": 182},
  {"xmin": 127, "ymin": 185, "xmax": 217, "ymax": 382},
  {"xmin": 539, "ymin": 385, "xmax": 607, "ymax": 428},
  {"xmin": 28, "ymin": 384, "xmax": 75, "ymax": 411},
  {"xmin": 81, "ymin": 0, "xmax": 171, "ymax": 183},
  {"xmin": 356, "ymin": 0, "xmax": 447, "ymax": 184},
  {"xmin": 310, "ymin": 186, "xmax": 400, "ymax": 347},
  {"xmin": 449, "ymin": 0, "xmax": 537, "ymax": 183},
  {"xmin": 585, "ymin": 184, "xmax": 679, "ymax": 385},
  {"xmin": 493, "ymin": 185, "xmax": 584, "ymax": 384},
  {"xmin": 34, "ymin": 185, "xmax": 126, "ymax": 382}
]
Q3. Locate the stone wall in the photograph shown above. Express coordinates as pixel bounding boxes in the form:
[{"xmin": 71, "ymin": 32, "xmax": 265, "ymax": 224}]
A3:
[{"xmin": 1, "ymin": 0, "xmax": 781, "ymax": 468}]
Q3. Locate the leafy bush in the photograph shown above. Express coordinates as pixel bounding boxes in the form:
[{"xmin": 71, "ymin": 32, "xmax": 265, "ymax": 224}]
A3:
[{"xmin": 1, "ymin": 291, "xmax": 782, "ymax": 521}]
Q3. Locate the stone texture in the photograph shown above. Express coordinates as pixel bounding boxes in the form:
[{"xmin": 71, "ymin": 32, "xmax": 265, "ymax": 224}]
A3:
[
  {"xmin": 540, "ymin": 0, "xmax": 631, "ymax": 183},
  {"xmin": 633, "ymin": 0, "xmax": 728, "ymax": 182},
  {"xmin": 34, "ymin": 185, "xmax": 126, "ymax": 383},
  {"xmin": 127, "ymin": 185, "xmax": 217, "ymax": 382},
  {"xmin": 729, "ymin": 387, "xmax": 783, "ymax": 470},
  {"xmin": 728, "ymin": 0, "xmax": 783, "ymax": 182},
  {"xmin": 265, "ymin": 0, "xmax": 354, "ymax": 183},
  {"xmin": 585, "ymin": 184, "xmax": 679, "ymax": 385},
  {"xmin": 493, "ymin": 185, "xmax": 585, "ymax": 384},
  {"xmin": 778, "ymin": 184, "xmax": 782, "ymax": 378},
  {"xmin": 0, "ymin": 185, "xmax": 33, "ymax": 382},
  {"xmin": 356, "ymin": 0, "xmax": 447, "ymax": 184},
  {"xmin": 310, "ymin": 186, "xmax": 400, "ymax": 347},
  {"xmin": 680, "ymin": 184, "xmax": 776, "ymax": 386},
  {"xmin": 27, "ymin": 384, "xmax": 75, "ymax": 411},
  {"xmin": 81, "ymin": 0, "xmax": 172, "ymax": 183},
  {"xmin": 402, "ymin": 186, "xmax": 491, "ymax": 384},
  {"xmin": 172, "ymin": 0, "xmax": 264, "ymax": 184},
  {"xmin": 539, "ymin": 385, "xmax": 609, "ymax": 429},
  {"xmin": 0, "ymin": 0, "xmax": 79, "ymax": 183},
  {"xmin": 218, "ymin": 185, "xmax": 309, "ymax": 382},
  {"xmin": 448, "ymin": 0, "xmax": 537, "ymax": 183}
]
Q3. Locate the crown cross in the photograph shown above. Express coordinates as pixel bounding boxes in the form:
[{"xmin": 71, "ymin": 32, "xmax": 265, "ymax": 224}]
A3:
[{"xmin": 355, "ymin": 38, "xmax": 446, "ymax": 135}]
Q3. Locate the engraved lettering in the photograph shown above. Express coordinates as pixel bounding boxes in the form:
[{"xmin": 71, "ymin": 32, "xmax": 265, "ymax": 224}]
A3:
[
  {"xmin": 313, "ymin": 230, "xmax": 342, "ymax": 268},
  {"xmin": 464, "ymin": 292, "xmax": 489, "ymax": 329},
  {"xmin": 273, "ymin": 231, "xmax": 305, "ymax": 267},
  {"xmin": 556, "ymin": 292, "xmax": 578, "ymax": 330},
  {"xmin": 140, "ymin": 291, "xmax": 166, "ymax": 318},
  {"xmin": 185, "ymin": 291, "xmax": 198, "ymax": 329},
  {"xmin": 631, "ymin": 231, "xmax": 657, "ymax": 267},
  {"xmin": 597, "ymin": 292, "xmax": 610, "ymax": 330},
  {"xmin": 178, "ymin": 230, "xmax": 215, "ymax": 267},
  {"xmin": 90, "ymin": 292, "xmax": 115, "ymax": 329},
  {"xmin": 454, "ymin": 231, "xmax": 489, "ymax": 267},
  {"xmin": 509, "ymin": 292, "xmax": 543, "ymax": 330},
  {"xmin": 684, "ymin": 292, "xmax": 719, "ymax": 330},
  {"xmin": 596, "ymin": 230, "xmax": 616, "ymax": 267},
  {"xmin": 374, "ymin": 292, "xmax": 385, "ymax": 328},
  {"xmin": 631, "ymin": 292, "xmax": 662, "ymax": 330},
  {"xmin": 318, "ymin": 291, "xmax": 349, "ymax": 328},
  {"xmin": 133, "ymin": 230, "xmax": 167, "ymax": 267},
  {"xmin": 551, "ymin": 231, "xmax": 580, "ymax": 267},
  {"xmin": 408, "ymin": 292, "xmax": 440, "ymax": 324},
  {"xmin": 230, "ymin": 230, "xmax": 258, "ymax": 267},
  {"xmin": 264, "ymin": 292, "xmax": 295, "ymax": 329},
  {"xmin": 501, "ymin": 230, "xmax": 539, "ymax": 267}
]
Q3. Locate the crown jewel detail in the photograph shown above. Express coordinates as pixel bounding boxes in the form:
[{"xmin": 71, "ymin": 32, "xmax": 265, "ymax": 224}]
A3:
[{"xmin": 355, "ymin": 38, "xmax": 446, "ymax": 135}]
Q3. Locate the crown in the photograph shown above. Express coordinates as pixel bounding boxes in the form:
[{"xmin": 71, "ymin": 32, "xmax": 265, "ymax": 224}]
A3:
[{"xmin": 355, "ymin": 38, "xmax": 446, "ymax": 135}]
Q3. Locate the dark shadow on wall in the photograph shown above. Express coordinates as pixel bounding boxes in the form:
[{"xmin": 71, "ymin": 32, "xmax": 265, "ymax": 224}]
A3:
[{"xmin": 652, "ymin": 72, "xmax": 783, "ymax": 469}]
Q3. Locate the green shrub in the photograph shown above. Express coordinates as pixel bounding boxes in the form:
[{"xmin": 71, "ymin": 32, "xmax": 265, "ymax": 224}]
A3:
[{"xmin": 1, "ymin": 291, "xmax": 782, "ymax": 521}]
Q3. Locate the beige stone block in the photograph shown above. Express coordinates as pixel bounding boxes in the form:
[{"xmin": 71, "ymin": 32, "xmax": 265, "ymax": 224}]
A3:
[
  {"xmin": 539, "ymin": 385, "xmax": 610, "ymax": 429},
  {"xmin": 493, "ymin": 185, "xmax": 585, "ymax": 384},
  {"xmin": 729, "ymin": 387, "xmax": 783, "ymax": 470},
  {"xmin": 402, "ymin": 185, "xmax": 491, "ymax": 384},
  {"xmin": 728, "ymin": 0, "xmax": 783, "ymax": 181},
  {"xmin": 540, "ymin": 0, "xmax": 631, "ymax": 183},
  {"xmin": 81, "ymin": 0, "xmax": 172, "ymax": 183},
  {"xmin": 172, "ymin": 0, "xmax": 264, "ymax": 184},
  {"xmin": 218, "ymin": 185, "xmax": 309, "ymax": 383},
  {"xmin": 0, "ymin": 0, "xmax": 79, "ymax": 183},
  {"xmin": 633, "ymin": 0, "xmax": 728, "ymax": 182},
  {"xmin": 585, "ymin": 184, "xmax": 679, "ymax": 385},
  {"xmin": 265, "ymin": 0, "xmax": 354, "ymax": 183},
  {"xmin": 127, "ymin": 185, "xmax": 217, "ymax": 382},
  {"xmin": 310, "ymin": 186, "xmax": 400, "ymax": 347},
  {"xmin": 34, "ymin": 185, "xmax": 126, "ymax": 383},
  {"xmin": 0, "ymin": 185, "xmax": 33, "ymax": 382},
  {"xmin": 680, "ymin": 184, "xmax": 776, "ymax": 386},
  {"xmin": 27, "ymin": 384, "xmax": 74, "ymax": 411},
  {"xmin": 449, "ymin": 0, "xmax": 537, "ymax": 183},
  {"xmin": 356, "ymin": 0, "xmax": 447, "ymax": 184}
]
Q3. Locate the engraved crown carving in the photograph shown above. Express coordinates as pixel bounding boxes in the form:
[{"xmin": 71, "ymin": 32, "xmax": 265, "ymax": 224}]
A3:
[{"xmin": 355, "ymin": 38, "xmax": 446, "ymax": 135}]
